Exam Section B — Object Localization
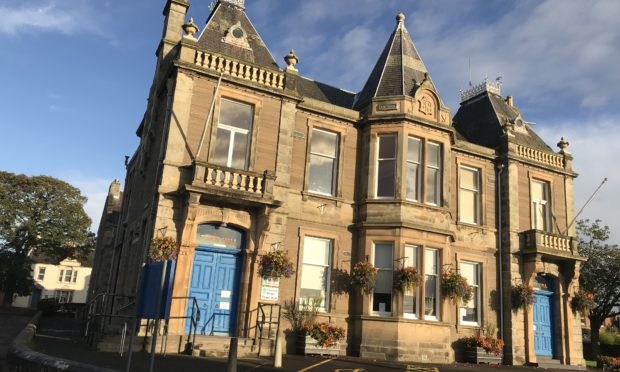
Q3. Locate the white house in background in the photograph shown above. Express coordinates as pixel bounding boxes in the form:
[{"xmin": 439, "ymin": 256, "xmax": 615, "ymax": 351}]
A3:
[{"xmin": 13, "ymin": 258, "xmax": 92, "ymax": 308}]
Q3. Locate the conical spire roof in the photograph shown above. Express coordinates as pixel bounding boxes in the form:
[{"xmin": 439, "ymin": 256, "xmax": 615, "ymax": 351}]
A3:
[
  {"xmin": 355, "ymin": 13, "xmax": 438, "ymax": 110},
  {"xmin": 196, "ymin": 0, "xmax": 279, "ymax": 70}
]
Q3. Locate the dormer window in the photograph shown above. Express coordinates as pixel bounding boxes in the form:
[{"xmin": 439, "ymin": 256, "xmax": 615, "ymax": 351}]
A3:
[{"xmin": 223, "ymin": 21, "xmax": 250, "ymax": 49}]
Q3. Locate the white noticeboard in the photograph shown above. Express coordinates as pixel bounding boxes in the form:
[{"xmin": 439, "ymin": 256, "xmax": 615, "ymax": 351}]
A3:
[{"xmin": 260, "ymin": 286, "xmax": 279, "ymax": 301}]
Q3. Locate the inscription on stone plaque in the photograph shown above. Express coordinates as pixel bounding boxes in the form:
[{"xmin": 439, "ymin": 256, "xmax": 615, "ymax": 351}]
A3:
[{"xmin": 376, "ymin": 103, "xmax": 398, "ymax": 111}]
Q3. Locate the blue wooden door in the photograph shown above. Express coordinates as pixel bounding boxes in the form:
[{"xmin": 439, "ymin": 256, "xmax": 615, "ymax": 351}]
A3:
[
  {"xmin": 187, "ymin": 250, "xmax": 241, "ymax": 336},
  {"xmin": 533, "ymin": 291, "xmax": 554, "ymax": 356}
]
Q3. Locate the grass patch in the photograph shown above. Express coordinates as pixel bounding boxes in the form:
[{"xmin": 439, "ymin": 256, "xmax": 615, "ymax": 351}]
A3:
[{"xmin": 585, "ymin": 359, "xmax": 597, "ymax": 367}]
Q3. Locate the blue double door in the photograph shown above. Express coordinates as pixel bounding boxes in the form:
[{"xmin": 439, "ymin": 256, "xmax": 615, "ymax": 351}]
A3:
[
  {"xmin": 533, "ymin": 290, "xmax": 554, "ymax": 356},
  {"xmin": 187, "ymin": 249, "xmax": 242, "ymax": 336}
]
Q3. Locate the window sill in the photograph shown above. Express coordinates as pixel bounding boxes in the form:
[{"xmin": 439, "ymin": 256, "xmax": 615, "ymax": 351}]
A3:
[
  {"xmin": 301, "ymin": 191, "xmax": 348, "ymax": 206},
  {"xmin": 364, "ymin": 198, "xmax": 449, "ymax": 212},
  {"xmin": 459, "ymin": 321, "xmax": 480, "ymax": 328}
]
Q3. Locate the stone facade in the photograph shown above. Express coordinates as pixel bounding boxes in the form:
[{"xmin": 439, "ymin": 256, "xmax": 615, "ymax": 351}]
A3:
[{"xmin": 90, "ymin": 0, "xmax": 585, "ymax": 366}]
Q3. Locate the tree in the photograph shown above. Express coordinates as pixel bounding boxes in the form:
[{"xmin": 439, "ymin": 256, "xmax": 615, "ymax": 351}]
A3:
[
  {"xmin": 0, "ymin": 171, "xmax": 95, "ymax": 306},
  {"xmin": 577, "ymin": 219, "xmax": 620, "ymax": 359}
]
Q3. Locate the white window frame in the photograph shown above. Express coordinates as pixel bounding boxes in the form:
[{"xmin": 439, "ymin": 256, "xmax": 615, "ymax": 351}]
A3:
[
  {"xmin": 425, "ymin": 142, "xmax": 442, "ymax": 206},
  {"xmin": 308, "ymin": 128, "xmax": 339, "ymax": 196},
  {"xmin": 531, "ymin": 179, "xmax": 551, "ymax": 231},
  {"xmin": 214, "ymin": 98, "xmax": 253, "ymax": 169},
  {"xmin": 458, "ymin": 166, "xmax": 481, "ymax": 225},
  {"xmin": 72, "ymin": 270, "xmax": 78, "ymax": 283},
  {"xmin": 406, "ymin": 136, "xmax": 422, "ymax": 202},
  {"xmin": 459, "ymin": 261, "xmax": 481, "ymax": 326},
  {"xmin": 54, "ymin": 290, "xmax": 73, "ymax": 304},
  {"xmin": 299, "ymin": 237, "xmax": 332, "ymax": 312},
  {"xmin": 371, "ymin": 242, "xmax": 393, "ymax": 316},
  {"xmin": 424, "ymin": 248, "xmax": 440, "ymax": 321},
  {"xmin": 403, "ymin": 244, "xmax": 419, "ymax": 319},
  {"xmin": 37, "ymin": 267, "xmax": 46, "ymax": 281},
  {"xmin": 375, "ymin": 134, "xmax": 397, "ymax": 199},
  {"xmin": 64, "ymin": 269, "xmax": 73, "ymax": 283},
  {"xmin": 58, "ymin": 270, "xmax": 64, "ymax": 282}
]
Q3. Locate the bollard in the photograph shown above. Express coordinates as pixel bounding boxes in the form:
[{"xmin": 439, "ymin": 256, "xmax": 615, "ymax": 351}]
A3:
[
  {"xmin": 226, "ymin": 337, "xmax": 238, "ymax": 372},
  {"xmin": 274, "ymin": 329, "xmax": 283, "ymax": 368}
]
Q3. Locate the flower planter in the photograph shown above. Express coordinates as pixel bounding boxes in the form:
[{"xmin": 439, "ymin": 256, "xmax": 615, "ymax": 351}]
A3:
[
  {"xmin": 296, "ymin": 335, "xmax": 340, "ymax": 356},
  {"xmin": 465, "ymin": 346, "xmax": 502, "ymax": 365}
]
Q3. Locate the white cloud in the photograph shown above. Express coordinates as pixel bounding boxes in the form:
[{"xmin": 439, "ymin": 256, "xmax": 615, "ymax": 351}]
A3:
[
  {"xmin": 538, "ymin": 116, "xmax": 620, "ymax": 243},
  {"xmin": 0, "ymin": 1, "xmax": 104, "ymax": 36}
]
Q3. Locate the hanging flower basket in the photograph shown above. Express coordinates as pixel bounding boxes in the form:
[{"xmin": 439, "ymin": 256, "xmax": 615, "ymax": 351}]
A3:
[
  {"xmin": 350, "ymin": 262, "xmax": 378, "ymax": 294},
  {"xmin": 511, "ymin": 283, "xmax": 535, "ymax": 310},
  {"xmin": 440, "ymin": 270, "xmax": 473, "ymax": 303},
  {"xmin": 393, "ymin": 266, "xmax": 420, "ymax": 292},
  {"xmin": 572, "ymin": 290, "xmax": 595, "ymax": 315},
  {"xmin": 149, "ymin": 236, "xmax": 178, "ymax": 262},
  {"xmin": 259, "ymin": 249, "xmax": 294, "ymax": 279}
]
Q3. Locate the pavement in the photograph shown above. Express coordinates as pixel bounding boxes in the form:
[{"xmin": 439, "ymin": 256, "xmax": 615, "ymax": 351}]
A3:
[
  {"xmin": 0, "ymin": 307, "xmax": 36, "ymax": 372},
  {"xmin": 27, "ymin": 313, "xmax": 595, "ymax": 372}
]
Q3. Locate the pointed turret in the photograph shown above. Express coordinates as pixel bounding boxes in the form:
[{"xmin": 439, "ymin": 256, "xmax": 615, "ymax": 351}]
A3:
[
  {"xmin": 355, "ymin": 13, "xmax": 440, "ymax": 110},
  {"xmin": 196, "ymin": 0, "xmax": 279, "ymax": 69}
]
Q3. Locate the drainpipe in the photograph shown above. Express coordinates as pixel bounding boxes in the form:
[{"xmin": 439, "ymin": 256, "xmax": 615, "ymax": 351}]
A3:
[{"xmin": 497, "ymin": 163, "xmax": 505, "ymax": 340}]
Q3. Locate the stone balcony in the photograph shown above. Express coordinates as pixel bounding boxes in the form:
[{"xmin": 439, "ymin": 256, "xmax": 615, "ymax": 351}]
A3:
[
  {"xmin": 186, "ymin": 161, "xmax": 280, "ymax": 208},
  {"xmin": 520, "ymin": 229, "xmax": 583, "ymax": 260}
]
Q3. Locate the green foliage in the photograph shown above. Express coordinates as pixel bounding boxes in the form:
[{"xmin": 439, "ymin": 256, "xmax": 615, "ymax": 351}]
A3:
[
  {"xmin": 304, "ymin": 322, "xmax": 346, "ymax": 348},
  {"xmin": 0, "ymin": 171, "xmax": 95, "ymax": 305},
  {"xmin": 440, "ymin": 269, "xmax": 473, "ymax": 304},
  {"xmin": 577, "ymin": 219, "xmax": 620, "ymax": 322},
  {"xmin": 600, "ymin": 330, "xmax": 620, "ymax": 345},
  {"xmin": 572, "ymin": 290, "xmax": 596, "ymax": 315}
]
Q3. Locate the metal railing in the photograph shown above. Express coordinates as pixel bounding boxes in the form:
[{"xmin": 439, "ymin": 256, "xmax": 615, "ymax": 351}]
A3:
[
  {"xmin": 167, "ymin": 296, "xmax": 200, "ymax": 355},
  {"xmin": 253, "ymin": 302, "xmax": 281, "ymax": 357},
  {"xmin": 84, "ymin": 292, "xmax": 135, "ymax": 348}
]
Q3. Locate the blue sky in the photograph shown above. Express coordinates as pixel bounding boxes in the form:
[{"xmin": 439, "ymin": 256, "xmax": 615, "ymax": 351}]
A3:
[{"xmin": 1, "ymin": 0, "xmax": 619, "ymax": 241}]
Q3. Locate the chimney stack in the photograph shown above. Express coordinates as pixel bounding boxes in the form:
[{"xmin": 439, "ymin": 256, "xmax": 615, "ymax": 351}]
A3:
[{"xmin": 506, "ymin": 95, "xmax": 514, "ymax": 107}]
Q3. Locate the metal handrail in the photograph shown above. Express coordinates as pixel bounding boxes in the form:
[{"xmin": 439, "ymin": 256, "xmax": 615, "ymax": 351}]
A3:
[
  {"xmin": 169, "ymin": 296, "xmax": 200, "ymax": 355},
  {"xmin": 254, "ymin": 302, "xmax": 281, "ymax": 357}
]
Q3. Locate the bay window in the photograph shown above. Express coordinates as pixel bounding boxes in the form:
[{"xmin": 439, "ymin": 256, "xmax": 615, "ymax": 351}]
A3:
[
  {"xmin": 376, "ymin": 134, "xmax": 397, "ymax": 198},
  {"xmin": 424, "ymin": 248, "xmax": 439, "ymax": 320},
  {"xmin": 213, "ymin": 99, "xmax": 253, "ymax": 170},
  {"xmin": 425, "ymin": 142, "xmax": 442, "ymax": 205},
  {"xmin": 372, "ymin": 243, "xmax": 393, "ymax": 314},
  {"xmin": 300, "ymin": 237, "xmax": 332, "ymax": 311},
  {"xmin": 406, "ymin": 137, "xmax": 422, "ymax": 201},
  {"xmin": 403, "ymin": 244, "xmax": 419, "ymax": 318},
  {"xmin": 309, "ymin": 129, "xmax": 339, "ymax": 196}
]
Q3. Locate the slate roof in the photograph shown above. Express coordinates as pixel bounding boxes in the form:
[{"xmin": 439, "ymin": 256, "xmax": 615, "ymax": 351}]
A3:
[
  {"xmin": 297, "ymin": 77, "xmax": 356, "ymax": 108},
  {"xmin": 197, "ymin": 1, "xmax": 279, "ymax": 70},
  {"xmin": 354, "ymin": 14, "xmax": 437, "ymax": 110},
  {"xmin": 453, "ymin": 91, "xmax": 553, "ymax": 152}
]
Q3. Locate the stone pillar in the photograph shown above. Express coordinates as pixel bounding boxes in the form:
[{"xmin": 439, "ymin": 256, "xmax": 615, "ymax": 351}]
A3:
[{"xmin": 168, "ymin": 191, "xmax": 200, "ymax": 334}]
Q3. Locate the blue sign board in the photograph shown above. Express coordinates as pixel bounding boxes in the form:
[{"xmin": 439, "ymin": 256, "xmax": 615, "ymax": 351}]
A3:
[{"xmin": 137, "ymin": 260, "xmax": 176, "ymax": 319}]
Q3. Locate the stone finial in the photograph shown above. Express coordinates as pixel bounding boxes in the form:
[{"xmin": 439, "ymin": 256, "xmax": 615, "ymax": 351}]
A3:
[
  {"xmin": 284, "ymin": 50, "xmax": 299, "ymax": 73},
  {"xmin": 557, "ymin": 137, "xmax": 570, "ymax": 154},
  {"xmin": 396, "ymin": 12, "xmax": 406, "ymax": 24},
  {"xmin": 182, "ymin": 17, "xmax": 200, "ymax": 40}
]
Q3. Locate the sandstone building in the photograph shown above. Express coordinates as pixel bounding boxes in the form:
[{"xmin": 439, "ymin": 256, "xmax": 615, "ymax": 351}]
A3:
[{"xmin": 90, "ymin": 0, "xmax": 586, "ymax": 366}]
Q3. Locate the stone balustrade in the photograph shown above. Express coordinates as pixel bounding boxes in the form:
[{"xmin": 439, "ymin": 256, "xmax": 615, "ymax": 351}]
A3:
[
  {"xmin": 522, "ymin": 229, "xmax": 575, "ymax": 257},
  {"xmin": 515, "ymin": 144, "xmax": 564, "ymax": 168},
  {"xmin": 193, "ymin": 50, "xmax": 285, "ymax": 90},
  {"xmin": 193, "ymin": 162, "xmax": 275, "ymax": 199}
]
